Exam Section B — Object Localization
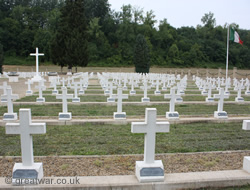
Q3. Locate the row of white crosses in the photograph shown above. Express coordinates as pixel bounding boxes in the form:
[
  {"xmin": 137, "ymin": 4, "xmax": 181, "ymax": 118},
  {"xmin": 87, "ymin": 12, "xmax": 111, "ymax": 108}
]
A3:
[{"xmin": 4, "ymin": 106, "xmax": 169, "ymax": 184}]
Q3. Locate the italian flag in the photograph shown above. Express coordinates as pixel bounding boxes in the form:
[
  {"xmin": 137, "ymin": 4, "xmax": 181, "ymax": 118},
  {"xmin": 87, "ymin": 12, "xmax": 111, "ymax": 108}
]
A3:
[{"xmin": 230, "ymin": 28, "xmax": 243, "ymax": 45}]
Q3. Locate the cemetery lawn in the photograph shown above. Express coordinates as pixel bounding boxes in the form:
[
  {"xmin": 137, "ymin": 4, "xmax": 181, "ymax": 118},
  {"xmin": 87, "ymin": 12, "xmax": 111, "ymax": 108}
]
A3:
[
  {"xmin": 1, "ymin": 103, "xmax": 250, "ymax": 117},
  {"xmin": 1, "ymin": 122, "xmax": 250, "ymax": 156}
]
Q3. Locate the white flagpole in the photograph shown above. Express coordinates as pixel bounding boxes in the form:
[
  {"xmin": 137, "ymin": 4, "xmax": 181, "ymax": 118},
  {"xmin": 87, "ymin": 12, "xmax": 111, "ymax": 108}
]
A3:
[{"xmin": 225, "ymin": 25, "xmax": 230, "ymax": 94}]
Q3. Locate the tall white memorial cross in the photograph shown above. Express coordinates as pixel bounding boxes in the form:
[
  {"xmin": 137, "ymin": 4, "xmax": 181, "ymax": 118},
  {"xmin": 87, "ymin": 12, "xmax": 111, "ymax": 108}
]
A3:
[
  {"xmin": 56, "ymin": 87, "xmax": 73, "ymax": 120},
  {"xmin": 154, "ymin": 78, "xmax": 161, "ymax": 95},
  {"xmin": 5, "ymin": 109, "xmax": 46, "ymax": 183},
  {"xmin": 30, "ymin": 47, "xmax": 44, "ymax": 81},
  {"xmin": 2, "ymin": 87, "xmax": 19, "ymax": 120},
  {"xmin": 131, "ymin": 108, "xmax": 169, "ymax": 182},
  {"xmin": 35, "ymin": 80, "xmax": 46, "ymax": 102},
  {"xmin": 113, "ymin": 87, "xmax": 128, "ymax": 119},
  {"xmin": 164, "ymin": 88, "xmax": 180, "ymax": 119},
  {"xmin": 0, "ymin": 82, "xmax": 10, "ymax": 102},
  {"xmin": 213, "ymin": 88, "xmax": 229, "ymax": 118},
  {"xmin": 130, "ymin": 79, "xmax": 136, "ymax": 95}
]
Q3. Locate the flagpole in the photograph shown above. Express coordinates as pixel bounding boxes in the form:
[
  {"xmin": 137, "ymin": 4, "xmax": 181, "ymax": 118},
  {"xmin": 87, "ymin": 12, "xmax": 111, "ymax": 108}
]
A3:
[{"xmin": 225, "ymin": 24, "xmax": 230, "ymax": 94}]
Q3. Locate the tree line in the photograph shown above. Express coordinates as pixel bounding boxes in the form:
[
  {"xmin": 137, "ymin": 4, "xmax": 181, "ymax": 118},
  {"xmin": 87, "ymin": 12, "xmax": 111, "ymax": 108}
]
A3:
[{"xmin": 0, "ymin": 0, "xmax": 250, "ymax": 72}]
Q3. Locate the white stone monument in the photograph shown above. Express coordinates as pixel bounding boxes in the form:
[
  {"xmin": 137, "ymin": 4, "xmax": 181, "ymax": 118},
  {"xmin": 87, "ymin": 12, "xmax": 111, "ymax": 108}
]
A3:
[
  {"xmin": 5, "ymin": 109, "xmax": 46, "ymax": 185},
  {"xmin": 1, "ymin": 88, "xmax": 19, "ymax": 120},
  {"xmin": 130, "ymin": 79, "xmax": 136, "ymax": 95},
  {"xmin": 206, "ymin": 83, "xmax": 214, "ymax": 102},
  {"xmin": 213, "ymin": 88, "xmax": 229, "ymax": 119},
  {"xmin": 30, "ymin": 47, "xmax": 44, "ymax": 82},
  {"xmin": 35, "ymin": 80, "xmax": 46, "ymax": 103},
  {"xmin": 56, "ymin": 87, "xmax": 73, "ymax": 120},
  {"xmin": 107, "ymin": 82, "xmax": 116, "ymax": 102},
  {"xmin": 242, "ymin": 121, "xmax": 250, "ymax": 173},
  {"xmin": 140, "ymin": 81, "xmax": 150, "ymax": 102},
  {"xmin": 25, "ymin": 79, "xmax": 33, "ymax": 95},
  {"xmin": 154, "ymin": 78, "xmax": 161, "ymax": 95},
  {"xmin": 164, "ymin": 88, "xmax": 180, "ymax": 119},
  {"xmin": 235, "ymin": 83, "xmax": 244, "ymax": 102},
  {"xmin": 131, "ymin": 108, "xmax": 169, "ymax": 182},
  {"xmin": 0, "ymin": 82, "xmax": 10, "ymax": 102},
  {"xmin": 71, "ymin": 82, "xmax": 80, "ymax": 102},
  {"xmin": 113, "ymin": 87, "xmax": 128, "ymax": 119}
]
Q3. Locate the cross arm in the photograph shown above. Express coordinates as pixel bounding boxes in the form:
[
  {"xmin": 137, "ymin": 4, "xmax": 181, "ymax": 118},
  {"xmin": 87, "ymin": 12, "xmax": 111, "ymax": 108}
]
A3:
[
  {"xmin": 29, "ymin": 123, "xmax": 46, "ymax": 134},
  {"xmin": 5, "ymin": 123, "xmax": 21, "ymax": 134},
  {"xmin": 156, "ymin": 122, "xmax": 170, "ymax": 133},
  {"xmin": 131, "ymin": 122, "xmax": 147, "ymax": 133}
]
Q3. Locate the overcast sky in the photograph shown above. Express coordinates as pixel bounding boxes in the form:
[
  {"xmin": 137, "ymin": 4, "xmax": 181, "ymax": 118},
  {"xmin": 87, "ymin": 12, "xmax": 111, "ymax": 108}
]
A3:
[{"xmin": 108, "ymin": 0, "xmax": 250, "ymax": 30}]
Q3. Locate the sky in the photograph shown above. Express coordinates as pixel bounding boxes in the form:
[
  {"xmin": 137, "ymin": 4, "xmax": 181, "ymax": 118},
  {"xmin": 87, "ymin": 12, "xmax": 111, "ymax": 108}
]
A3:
[{"xmin": 108, "ymin": 0, "xmax": 250, "ymax": 30}]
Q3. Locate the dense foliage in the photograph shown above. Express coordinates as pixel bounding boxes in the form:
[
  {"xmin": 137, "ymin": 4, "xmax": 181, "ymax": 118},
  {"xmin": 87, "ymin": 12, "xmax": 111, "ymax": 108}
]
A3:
[
  {"xmin": 134, "ymin": 34, "xmax": 150, "ymax": 73},
  {"xmin": 0, "ymin": 1, "xmax": 249, "ymax": 69}
]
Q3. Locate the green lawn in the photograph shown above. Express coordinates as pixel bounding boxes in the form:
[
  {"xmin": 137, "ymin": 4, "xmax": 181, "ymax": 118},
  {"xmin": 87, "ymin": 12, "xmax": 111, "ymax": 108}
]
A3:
[{"xmin": 1, "ymin": 122, "xmax": 250, "ymax": 156}]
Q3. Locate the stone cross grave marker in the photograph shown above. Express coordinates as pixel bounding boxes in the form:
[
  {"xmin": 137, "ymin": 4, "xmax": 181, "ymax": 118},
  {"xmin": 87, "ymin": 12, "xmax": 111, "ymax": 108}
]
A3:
[
  {"xmin": 213, "ymin": 88, "xmax": 229, "ymax": 119},
  {"xmin": 140, "ymin": 80, "xmax": 151, "ymax": 102},
  {"xmin": 71, "ymin": 82, "xmax": 81, "ymax": 102},
  {"xmin": 56, "ymin": 87, "xmax": 73, "ymax": 120},
  {"xmin": 30, "ymin": 47, "xmax": 44, "ymax": 82},
  {"xmin": 107, "ymin": 82, "xmax": 116, "ymax": 102},
  {"xmin": 235, "ymin": 82, "xmax": 244, "ymax": 102},
  {"xmin": 242, "ymin": 120, "xmax": 250, "ymax": 173},
  {"xmin": 5, "ymin": 109, "xmax": 46, "ymax": 184},
  {"xmin": 0, "ymin": 82, "xmax": 10, "ymax": 102},
  {"xmin": 131, "ymin": 108, "xmax": 169, "ymax": 182},
  {"xmin": 154, "ymin": 78, "xmax": 161, "ymax": 95},
  {"xmin": 25, "ymin": 79, "xmax": 33, "ymax": 95},
  {"xmin": 1, "ymin": 87, "xmax": 19, "ymax": 120},
  {"xmin": 113, "ymin": 87, "xmax": 128, "ymax": 119},
  {"xmin": 206, "ymin": 83, "xmax": 214, "ymax": 102},
  {"xmin": 164, "ymin": 88, "xmax": 180, "ymax": 119},
  {"xmin": 51, "ymin": 79, "xmax": 58, "ymax": 95},
  {"xmin": 35, "ymin": 80, "xmax": 46, "ymax": 102},
  {"xmin": 130, "ymin": 79, "xmax": 136, "ymax": 95}
]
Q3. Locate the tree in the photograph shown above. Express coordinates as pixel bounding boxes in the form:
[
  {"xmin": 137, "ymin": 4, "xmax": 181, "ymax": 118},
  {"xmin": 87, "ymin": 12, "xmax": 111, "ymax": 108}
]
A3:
[
  {"xmin": 134, "ymin": 34, "xmax": 150, "ymax": 73},
  {"xmin": 0, "ymin": 43, "xmax": 3, "ymax": 74},
  {"xmin": 201, "ymin": 12, "xmax": 216, "ymax": 28},
  {"xmin": 51, "ymin": 0, "xmax": 89, "ymax": 71}
]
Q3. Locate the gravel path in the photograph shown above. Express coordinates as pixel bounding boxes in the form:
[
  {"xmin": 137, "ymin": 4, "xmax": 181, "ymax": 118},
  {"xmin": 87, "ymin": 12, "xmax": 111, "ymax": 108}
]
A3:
[{"xmin": 1, "ymin": 151, "xmax": 250, "ymax": 177}]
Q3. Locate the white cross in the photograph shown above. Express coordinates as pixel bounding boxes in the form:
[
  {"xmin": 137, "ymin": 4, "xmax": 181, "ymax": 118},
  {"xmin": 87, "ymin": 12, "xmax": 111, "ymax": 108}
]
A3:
[
  {"xmin": 5, "ymin": 109, "xmax": 46, "ymax": 166},
  {"xmin": 35, "ymin": 80, "xmax": 46, "ymax": 99},
  {"xmin": 131, "ymin": 108, "xmax": 169, "ymax": 164},
  {"xmin": 1, "ymin": 87, "xmax": 19, "ymax": 114},
  {"xmin": 0, "ymin": 82, "xmax": 10, "ymax": 95},
  {"xmin": 71, "ymin": 82, "xmax": 80, "ymax": 98},
  {"xmin": 213, "ymin": 88, "xmax": 229, "ymax": 112},
  {"xmin": 30, "ymin": 47, "xmax": 44, "ymax": 78},
  {"xmin": 25, "ymin": 79, "xmax": 33, "ymax": 92},
  {"xmin": 207, "ymin": 83, "xmax": 213, "ymax": 98},
  {"xmin": 108, "ymin": 82, "xmax": 116, "ymax": 98},
  {"xmin": 164, "ymin": 88, "xmax": 180, "ymax": 112},
  {"xmin": 113, "ymin": 87, "xmax": 128, "ymax": 113},
  {"xmin": 140, "ymin": 81, "xmax": 151, "ymax": 98},
  {"xmin": 56, "ymin": 87, "xmax": 73, "ymax": 113}
]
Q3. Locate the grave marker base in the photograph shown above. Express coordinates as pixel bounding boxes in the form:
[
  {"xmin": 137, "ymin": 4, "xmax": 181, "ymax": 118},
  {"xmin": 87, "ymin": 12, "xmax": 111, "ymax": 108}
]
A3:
[
  {"xmin": 154, "ymin": 91, "xmax": 161, "ymax": 95},
  {"xmin": 104, "ymin": 90, "xmax": 110, "ymax": 95},
  {"xmin": 214, "ymin": 111, "xmax": 228, "ymax": 119},
  {"xmin": 243, "ymin": 157, "xmax": 250, "ymax": 173},
  {"xmin": 113, "ymin": 112, "xmax": 126, "ymax": 120},
  {"xmin": 79, "ymin": 90, "xmax": 85, "ymax": 95},
  {"xmin": 235, "ymin": 97, "xmax": 244, "ymax": 102},
  {"xmin": 242, "ymin": 120, "xmax": 250, "ymax": 130},
  {"xmin": 202, "ymin": 91, "xmax": 208, "ymax": 96},
  {"xmin": 36, "ymin": 98, "xmax": 45, "ymax": 103},
  {"xmin": 107, "ymin": 97, "xmax": 115, "ymax": 102},
  {"xmin": 162, "ymin": 87, "xmax": 167, "ymax": 90},
  {"xmin": 135, "ymin": 160, "xmax": 164, "ymax": 183},
  {"xmin": 12, "ymin": 163, "xmax": 43, "ymax": 185},
  {"xmin": 1, "ymin": 98, "xmax": 7, "ymax": 103},
  {"xmin": 26, "ymin": 90, "xmax": 33, "ymax": 96},
  {"xmin": 123, "ymin": 87, "xmax": 128, "ymax": 90},
  {"xmin": 59, "ymin": 112, "xmax": 72, "ymax": 120},
  {"xmin": 141, "ymin": 97, "xmax": 150, "ymax": 102},
  {"xmin": 175, "ymin": 98, "xmax": 183, "ymax": 102},
  {"xmin": 3, "ymin": 113, "xmax": 17, "ymax": 121},
  {"xmin": 225, "ymin": 91, "xmax": 230, "ymax": 95},
  {"xmin": 72, "ymin": 98, "xmax": 80, "ymax": 103},
  {"xmin": 206, "ymin": 97, "xmax": 214, "ymax": 102},
  {"xmin": 52, "ymin": 90, "xmax": 58, "ymax": 95},
  {"xmin": 130, "ymin": 90, "xmax": 136, "ymax": 95},
  {"xmin": 245, "ymin": 91, "xmax": 250, "ymax": 95},
  {"xmin": 166, "ymin": 112, "xmax": 179, "ymax": 120}
]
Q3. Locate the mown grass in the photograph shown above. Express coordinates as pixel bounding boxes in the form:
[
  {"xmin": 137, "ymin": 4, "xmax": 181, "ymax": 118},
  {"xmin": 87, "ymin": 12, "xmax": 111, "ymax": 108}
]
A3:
[
  {"xmin": 1, "ymin": 103, "xmax": 250, "ymax": 117},
  {"xmin": 1, "ymin": 122, "xmax": 250, "ymax": 156}
]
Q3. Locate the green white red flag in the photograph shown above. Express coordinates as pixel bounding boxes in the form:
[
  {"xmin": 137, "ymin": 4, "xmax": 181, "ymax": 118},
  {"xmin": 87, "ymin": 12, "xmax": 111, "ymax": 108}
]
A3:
[{"xmin": 230, "ymin": 28, "xmax": 243, "ymax": 45}]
